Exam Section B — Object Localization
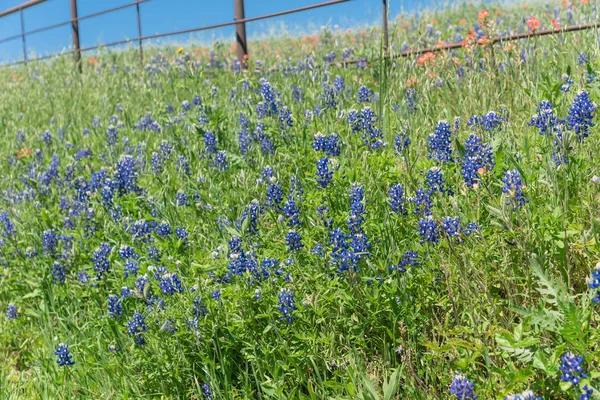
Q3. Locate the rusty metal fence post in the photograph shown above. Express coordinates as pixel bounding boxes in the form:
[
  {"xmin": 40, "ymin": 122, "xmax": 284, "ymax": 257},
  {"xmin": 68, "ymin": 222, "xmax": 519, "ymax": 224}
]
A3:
[
  {"xmin": 382, "ymin": 0, "xmax": 388, "ymax": 55},
  {"xmin": 20, "ymin": 8, "xmax": 27, "ymax": 63},
  {"xmin": 70, "ymin": 0, "xmax": 81, "ymax": 72},
  {"xmin": 136, "ymin": 0, "xmax": 143, "ymax": 66},
  {"xmin": 234, "ymin": 0, "xmax": 248, "ymax": 68}
]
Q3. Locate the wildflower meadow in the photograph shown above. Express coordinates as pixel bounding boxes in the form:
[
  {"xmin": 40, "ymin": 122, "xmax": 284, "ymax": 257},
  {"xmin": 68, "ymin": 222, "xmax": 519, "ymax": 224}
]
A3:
[{"xmin": 2, "ymin": 1, "xmax": 600, "ymax": 399}]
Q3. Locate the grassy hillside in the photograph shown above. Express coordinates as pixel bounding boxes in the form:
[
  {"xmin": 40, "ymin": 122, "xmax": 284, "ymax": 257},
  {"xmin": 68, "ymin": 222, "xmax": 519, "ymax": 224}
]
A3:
[{"xmin": 1, "ymin": 1, "xmax": 600, "ymax": 398}]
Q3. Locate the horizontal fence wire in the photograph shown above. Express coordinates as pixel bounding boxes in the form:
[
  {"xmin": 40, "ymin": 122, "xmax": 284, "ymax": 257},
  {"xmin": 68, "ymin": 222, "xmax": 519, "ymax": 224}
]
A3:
[{"xmin": 0, "ymin": 0, "xmax": 350, "ymax": 66}]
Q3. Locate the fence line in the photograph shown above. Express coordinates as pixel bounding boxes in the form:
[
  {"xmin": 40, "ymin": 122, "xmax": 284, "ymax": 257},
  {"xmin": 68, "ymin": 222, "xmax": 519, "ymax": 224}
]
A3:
[
  {"xmin": 1, "ymin": 0, "xmax": 599, "ymax": 70},
  {"xmin": 0, "ymin": 0, "xmax": 350, "ymax": 68}
]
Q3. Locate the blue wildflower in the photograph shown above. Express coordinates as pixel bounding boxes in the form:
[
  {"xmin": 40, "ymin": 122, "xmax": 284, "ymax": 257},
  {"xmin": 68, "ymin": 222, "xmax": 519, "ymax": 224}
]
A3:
[
  {"xmin": 277, "ymin": 288, "xmax": 296, "ymax": 323},
  {"xmin": 286, "ymin": 230, "xmax": 303, "ymax": 252},
  {"xmin": 54, "ymin": 343, "xmax": 75, "ymax": 367},
  {"xmin": 461, "ymin": 134, "xmax": 495, "ymax": 187},
  {"xmin": 388, "ymin": 184, "xmax": 406, "ymax": 215},
  {"xmin": 126, "ymin": 311, "xmax": 148, "ymax": 345},
  {"xmin": 567, "ymin": 91, "xmax": 596, "ymax": 142},
  {"xmin": 108, "ymin": 294, "xmax": 123, "ymax": 318},
  {"xmin": 428, "ymin": 121, "xmax": 454, "ymax": 162},
  {"xmin": 389, "ymin": 251, "xmax": 419, "ymax": 273},
  {"xmin": 559, "ymin": 352, "xmax": 588, "ymax": 386},
  {"xmin": 213, "ymin": 151, "xmax": 229, "ymax": 171},
  {"xmin": 502, "ymin": 170, "xmax": 527, "ymax": 207},
  {"xmin": 449, "ymin": 373, "xmax": 477, "ymax": 399},
  {"xmin": 5, "ymin": 303, "xmax": 18, "ymax": 319},
  {"xmin": 357, "ymin": 85, "xmax": 373, "ymax": 103},
  {"xmin": 51, "ymin": 262, "xmax": 66, "ymax": 284},
  {"xmin": 417, "ymin": 217, "xmax": 439, "ymax": 243},
  {"xmin": 93, "ymin": 242, "xmax": 112, "ymax": 280}
]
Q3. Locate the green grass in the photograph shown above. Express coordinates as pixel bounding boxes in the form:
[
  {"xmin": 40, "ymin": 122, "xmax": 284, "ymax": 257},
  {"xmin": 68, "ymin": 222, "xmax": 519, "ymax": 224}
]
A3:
[{"xmin": 1, "ymin": 1, "xmax": 600, "ymax": 399}]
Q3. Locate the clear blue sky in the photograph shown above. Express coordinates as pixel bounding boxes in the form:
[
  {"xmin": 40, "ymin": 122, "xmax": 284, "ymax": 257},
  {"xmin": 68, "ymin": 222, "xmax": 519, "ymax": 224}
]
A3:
[{"xmin": 0, "ymin": 0, "xmax": 442, "ymax": 64}]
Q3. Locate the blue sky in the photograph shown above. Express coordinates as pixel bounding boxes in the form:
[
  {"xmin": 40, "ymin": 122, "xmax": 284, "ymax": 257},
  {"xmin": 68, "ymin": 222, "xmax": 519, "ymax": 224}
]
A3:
[{"xmin": 0, "ymin": 0, "xmax": 442, "ymax": 63}]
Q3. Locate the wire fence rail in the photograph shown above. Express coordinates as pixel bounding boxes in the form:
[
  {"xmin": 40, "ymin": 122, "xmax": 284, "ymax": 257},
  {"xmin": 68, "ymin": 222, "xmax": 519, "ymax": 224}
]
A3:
[
  {"xmin": 0, "ymin": 0, "xmax": 352, "ymax": 69},
  {"xmin": 0, "ymin": 0, "xmax": 599, "ymax": 70}
]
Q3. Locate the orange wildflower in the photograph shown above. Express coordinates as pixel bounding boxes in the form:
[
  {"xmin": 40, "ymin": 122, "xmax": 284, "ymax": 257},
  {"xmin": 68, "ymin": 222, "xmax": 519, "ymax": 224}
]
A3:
[
  {"xmin": 17, "ymin": 148, "xmax": 32, "ymax": 159},
  {"xmin": 478, "ymin": 10, "xmax": 490, "ymax": 22},
  {"xmin": 526, "ymin": 16, "xmax": 541, "ymax": 32},
  {"xmin": 551, "ymin": 19, "xmax": 561, "ymax": 31},
  {"xmin": 416, "ymin": 52, "xmax": 435, "ymax": 66}
]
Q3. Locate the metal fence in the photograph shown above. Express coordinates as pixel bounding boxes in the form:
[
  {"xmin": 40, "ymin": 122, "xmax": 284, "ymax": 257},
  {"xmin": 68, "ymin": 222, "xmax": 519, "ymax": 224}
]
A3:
[
  {"xmin": 1, "ymin": 0, "xmax": 600, "ymax": 70},
  {"xmin": 0, "ymin": 0, "xmax": 355, "ymax": 69}
]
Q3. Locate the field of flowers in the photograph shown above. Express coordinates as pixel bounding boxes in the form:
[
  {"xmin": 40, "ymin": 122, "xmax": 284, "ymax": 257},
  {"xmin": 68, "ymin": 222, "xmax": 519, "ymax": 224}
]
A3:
[{"xmin": 2, "ymin": 1, "xmax": 600, "ymax": 398}]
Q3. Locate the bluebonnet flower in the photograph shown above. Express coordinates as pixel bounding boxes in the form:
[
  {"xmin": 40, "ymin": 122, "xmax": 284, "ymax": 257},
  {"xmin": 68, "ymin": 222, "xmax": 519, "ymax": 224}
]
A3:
[
  {"xmin": 241, "ymin": 200, "xmax": 261, "ymax": 234},
  {"xmin": 175, "ymin": 190, "xmax": 189, "ymax": 206},
  {"xmin": 211, "ymin": 290, "xmax": 221, "ymax": 302},
  {"xmin": 578, "ymin": 52, "xmax": 589, "ymax": 65},
  {"xmin": 126, "ymin": 311, "xmax": 148, "ymax": 345},
  {"xmin": 461, "ymin": 134, "xmax": 495, "ymax": 187},
  {"xmin": 324, "ymin": 51, "xmax": 336, "ymax": 63},
  {"xmin": 114, "ymin": 155, "xmax": 139, "ymax": 194},
  {"xmin": 43, "ymin": 130, "xmax": 52, "ymax": 145},
  {"xmin": 428, "ymin": 121, "xmax": 454, "ymax": 162},
  {"xmin": 357, "ymin": 57, "xmax": 368, "ymax": 68},
  {"xmin": 278, "ymin": 106, "xmax": 293, "ymax": 131},
  {"xmin": 176, "ymin": 227, "xmax": 188, "ymax": 243},
  {"xmin": 559, "ymin": 352, "xmax": 588, "ymax": 386},
  {"xmin": 160, "ymin": 140, "xmax": 173, "ymax": 158},
  {"xmin": 292, "ymin": 85, "xmax": 303, "ymax": 102},
  {"xmin": 333, "ymin": 76, "xmax": 345, "ymax": 92},
  {"xmin": 561, "ymin": 75, "xmax": 574, "ymax": 92},
  {"xmin": 286, "ymin": 230, "xmax": 303, "ymax": 252},
  {"xmin": 348, "ymin": 184, "xmax": 366, "ymax": 234},
  {"xmin": 157, "ymin": 221, "xmax": 172, "ymax": 237},
  {"xmin": 528, "ymin": 100, "xmax": 564, "ymax": 136},
  {"xmin": 258, "ymin": 78, "xmax": 278, "ymax": 116},
  {"xmin": 51, "ymin": 262, "xmax": 66, "ymax": 284},
  {"xmin": 348, "ymin": 107, "xmax": 385, "ymax": 149},
  {"xmin": 5, "ymin": 303, "xmax": 18, "ymax": 319},
  {"xmin": 201, "ymin": 382, "xmax": 213, "ymax": 400},
  {"xmin": 587, "ymin": 262, "xmax": 600, "ymax": 303},
  {"xmin": 567, "ymin": 91, "xmax": 596, "ymax": 142},
  {"xmin": 464, "ymin": 222, "xmax": 480, "ymax": 237},
  {"xmin": 426, "ymin": 167, "xmax": 451, "ymax": 194},
  {"xmin": 93, "ymin": 242, "xmax": 112, "ymax": 280},
  {"xmin": 119, "ymin": 245, "xmax": 139, "ymax": 260},
  {"xmin": 329, "ymin": 228, "xmax": 357, "ymax": 274},
  {"xmin": 266, "ymin": 181, "xmax": 284, "ymax": 207},
  {"xmin": 357, "ymin": 85, "xmax": 373, "ymax": 103},
  {"xmin": 204, "ymin": 131, "xmax": 217, "ymax": 155},
  {"xmin": 54, "ymin": 343, "xmax": 75, "ymax": 367},
  {"xmin": 282, "ymin": 196, "xmax": 301, "ymax": 227},
  {"xmin": 412, "ymin": 188, "xmax": 433, "ymax": 217},
  {"xmin": 176, "ymin": 156, "xmax": 191, "ymax": 176},
  {"xmin": 441, "ymin": 217, "xmax": 462, "ymax": 242},
  {"xmin": 108, "ymin": 294, "xmax": 123, "ymax": 318},
  {"xmin": 316, "ymin": 157, "xmax": 338, "ymax": 188},
  {"xmin": 78, "ymin": 270, "xmax": 90, "ymax": 284},
  {"xmin": 106, "ymin": 126, "xmax": 118, "ymax": 146},
  {"xmin": 394, "ymin": 134, "xmax": 411, "ymax": 154},
  {"xmin": 467, "ymin": 110, "xmax": 506, "ymax": 132},
  {"xmin": 148, "ymin": 246, "xmax": 160, "ymax": 262},
  {"xmin": 160, "ymin": 273, "xmax": 184, "ymax": 295},
  {"xmin": 581, "ymin": 385, "xmax": 594, "ymax": 400},
  {"xmin": 502, "ymin": 170, "xmax": 527, "ymax": 207},
  {"xmin": 311, "ymin": 243, "xmax": 325, "ymax": 257},
  {"xmin": 238, "ymin": 113, "xmax": 252, "ymax": 155},
  {"xmin": 322, "ymin": 82, "xmax": 337, "ymax": 109},
  {"xmin": 313, "ymin": 133, "xmax": 341, "ymax": 156},
  {"xmin": 277, "ymin": 288, "xmax": 296, "ymax": 323},
  {"xmin": 389, "ymin": 251, "xmax": 419, "ymax": 273},
  {"xmin": 449, "ymin": 373, "xmax": 477, "ymax": 399},
  {"xmin": 388, "ymin": 184, "xmax": 406, "ymax": 215},
  {"xmin": 588, "ymin": 74, "xmax": 595, "ymax": 84},
  {"xmin": 503, "ymin": 390, "xmax": 540, "ymax": 400},
  {"xmin": 42, "ymin": 230, "xmax": 60, "ymax": 255},
  {"xmin": 417, "ymin": 217, "xmax": 439, "ymax": 243},
  {"xmin": 124, "ymin": 260, "xmax": 139, "ymax": 278},
  {"xmin": 405, "ymin": 89, "xmax": 417, "ymax": 112},
  {"xmin": 74, "ymin": 149, "xmax": 92, "ymax": 161},
  {"xmin": 213, "ymin": 151, "xmax": 229, "ymax": 171}
]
